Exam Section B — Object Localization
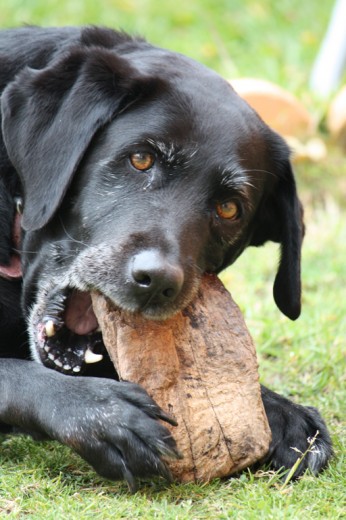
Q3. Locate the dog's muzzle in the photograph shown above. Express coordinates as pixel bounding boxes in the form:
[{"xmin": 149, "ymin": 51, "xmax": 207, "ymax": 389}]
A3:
[{"xmin": 28, "ymin": 245, "xmax": 196, "ymax": 376}]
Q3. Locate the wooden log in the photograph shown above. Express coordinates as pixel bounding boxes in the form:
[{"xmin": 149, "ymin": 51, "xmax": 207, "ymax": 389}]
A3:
[
  {"xmin": 91, "ymin": 274, "xmax": 271, "ymax": 482},
  {"xmin": 230, "ymin": 78, "xmax": 315, "ymax": 138}
]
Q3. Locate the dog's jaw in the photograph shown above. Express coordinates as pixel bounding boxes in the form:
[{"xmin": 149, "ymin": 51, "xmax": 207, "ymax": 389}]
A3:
[
  {"xmin": 27, "ymin": 243, "xmax": 200, "ymax": 375},
  {"xmin": 28, "ymin": 282, "xmax": 106, "ymax": 374}
]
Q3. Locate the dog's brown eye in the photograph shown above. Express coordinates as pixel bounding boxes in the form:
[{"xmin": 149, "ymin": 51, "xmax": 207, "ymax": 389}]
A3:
[
  {"xmin": 216, "ymin": 201, "xmax": 239, "ymax": 220},
  {"xmin": 130, "ymin": 152, "xmax": 155, "ymax": 171}
]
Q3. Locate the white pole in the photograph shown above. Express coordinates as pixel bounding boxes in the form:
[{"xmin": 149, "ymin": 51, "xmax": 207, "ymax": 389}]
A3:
[{"xmin": 310, "ymin": 0, "xmax": 346, "ymax": 98}]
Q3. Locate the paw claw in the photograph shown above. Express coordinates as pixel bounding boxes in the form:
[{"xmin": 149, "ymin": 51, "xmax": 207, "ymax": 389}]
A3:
[{"xmin": 122, "ymin": 464, "xmax": 137, "ymax": 493}]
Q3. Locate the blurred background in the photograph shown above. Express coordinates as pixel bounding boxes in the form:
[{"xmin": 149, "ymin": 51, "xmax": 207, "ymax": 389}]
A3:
[{"xmin": 0, "ymin": 0, "xmax": 339, "ymax": 93}]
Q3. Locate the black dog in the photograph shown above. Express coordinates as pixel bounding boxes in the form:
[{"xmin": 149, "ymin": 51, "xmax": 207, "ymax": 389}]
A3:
[{"xmin": 0, "ymin": 26, "xmax": 332, "ymax": 489}]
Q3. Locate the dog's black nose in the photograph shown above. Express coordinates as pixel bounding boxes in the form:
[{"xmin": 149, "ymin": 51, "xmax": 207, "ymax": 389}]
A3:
[{"xmin": 130, "ymin": 250, "xmax": 184, "ymax": 303}]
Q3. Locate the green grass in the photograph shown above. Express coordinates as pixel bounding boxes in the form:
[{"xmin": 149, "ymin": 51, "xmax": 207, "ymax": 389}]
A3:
[
  {"xmin": 0, "ymin": 0, "xmax": 337, "ymax": 96},
  {"xmin": 1, "ymin": 1, "xmax": 345, "ymax": 518}
]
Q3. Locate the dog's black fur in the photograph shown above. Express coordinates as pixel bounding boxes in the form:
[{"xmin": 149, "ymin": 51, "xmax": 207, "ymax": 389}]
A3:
[{"xmin": 0, "ymin": 26, "xmax": 332, "ymax": 489}]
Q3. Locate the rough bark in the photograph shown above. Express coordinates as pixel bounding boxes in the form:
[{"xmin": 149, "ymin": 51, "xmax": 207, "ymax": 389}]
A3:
[{"xmin": 91, "ymin": 274, "xmax": 271, "ymax": 482}]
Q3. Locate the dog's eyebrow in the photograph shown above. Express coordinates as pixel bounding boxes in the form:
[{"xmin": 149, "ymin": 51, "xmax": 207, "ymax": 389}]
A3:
[
  {"xmin": 219, "ymin": 166, "xmax": 254, "ymax": 192},
  {"xmin": 145, "ymin": 138, "xmax": 198, "ymax": 167}
]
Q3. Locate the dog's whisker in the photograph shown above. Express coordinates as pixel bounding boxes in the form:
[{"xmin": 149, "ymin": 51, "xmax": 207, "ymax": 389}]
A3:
[
  {"xmin": 241, "ymin": 167, "xmax": 278, "ymax": 178},
  {"xmin": 14, "ymin": 248, "xmax": 40, "ymax": 255},
  {"xmin": 58, "ymin": 217, "xmax": 88, "ymax": 248}
]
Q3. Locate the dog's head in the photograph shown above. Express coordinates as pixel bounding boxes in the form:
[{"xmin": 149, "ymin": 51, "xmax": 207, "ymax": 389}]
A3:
[{"xmin": 1, "ymin": 29, "xmax": 303, "ymax": 373}]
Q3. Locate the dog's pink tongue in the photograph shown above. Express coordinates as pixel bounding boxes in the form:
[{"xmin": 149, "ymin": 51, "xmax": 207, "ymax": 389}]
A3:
[
  {"xmin": 0, "ymin": 254, "xmax": 22, "ymax": 279},
  {"xmin": 0, "ymin": 213, "xmax": 22, "ymax": 280},
  {"xmin": 64, "ymin": 290, "xmax": 98, "ymax": 335}
]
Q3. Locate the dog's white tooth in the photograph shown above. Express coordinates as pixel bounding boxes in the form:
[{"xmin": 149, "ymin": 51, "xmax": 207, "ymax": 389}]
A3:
[
  {"xmin": 44, "ymin": 346, "xmax": 51, "ymax": 353},
  {"xmin": 63, "ymin": 364, "xmax": 72, "ymax": 371},
  {"xmin": 48, "ymin": 353, "xmax": 55, "ymax": 361},
  {"xmin": 73, "ymin": 366, "xmax": 81, "ymax": 373},
  {"xmin": 84, "ymin": 348, "xmax": 103, "ymax": 364},
  {"xmin": 54, "ymin": 359, "xmax": 63, "ymax": 368},
  {"xmin": 45, "ymin": 320, "xmax": 56, "ymax": 337}
]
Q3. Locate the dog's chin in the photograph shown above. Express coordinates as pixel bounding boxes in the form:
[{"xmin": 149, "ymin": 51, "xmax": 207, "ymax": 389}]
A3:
[{"xmin": 28, "ymin": 285, "xmax": 192, "ymax": 375}]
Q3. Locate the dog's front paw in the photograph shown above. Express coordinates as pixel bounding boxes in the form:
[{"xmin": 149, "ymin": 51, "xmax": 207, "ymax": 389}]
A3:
[
  {"xmin": 44, "ymin": 377, "xmax": 181, "ymax": 490},
  {"xmin": 261, "ymin": 386, "xmax": 333, "ymax": 478}
]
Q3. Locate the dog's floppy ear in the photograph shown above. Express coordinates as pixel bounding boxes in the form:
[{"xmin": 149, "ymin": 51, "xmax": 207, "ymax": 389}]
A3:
[
  {"xmin": 1, "ymin": 48, "xmax": 159, "ymax": 231},
  {"xmin": 250, "ymin": 158, "xmax": 304, "ymax": 321}
]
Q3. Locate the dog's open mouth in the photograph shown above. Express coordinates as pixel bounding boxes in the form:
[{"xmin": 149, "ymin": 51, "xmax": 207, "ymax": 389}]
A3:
[
  {"xmin": 31, "ymin": 288, "xmax": 106, "ymax": 374},
  {"xmin": 30, "ymin": 270, "xmax": 197, "ymax": 375}
]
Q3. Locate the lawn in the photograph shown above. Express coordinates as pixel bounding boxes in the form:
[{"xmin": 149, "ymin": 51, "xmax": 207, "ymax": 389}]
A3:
[{"xmin": 1, "ymin": 1, "xmax": 345, "ymax": 518}]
